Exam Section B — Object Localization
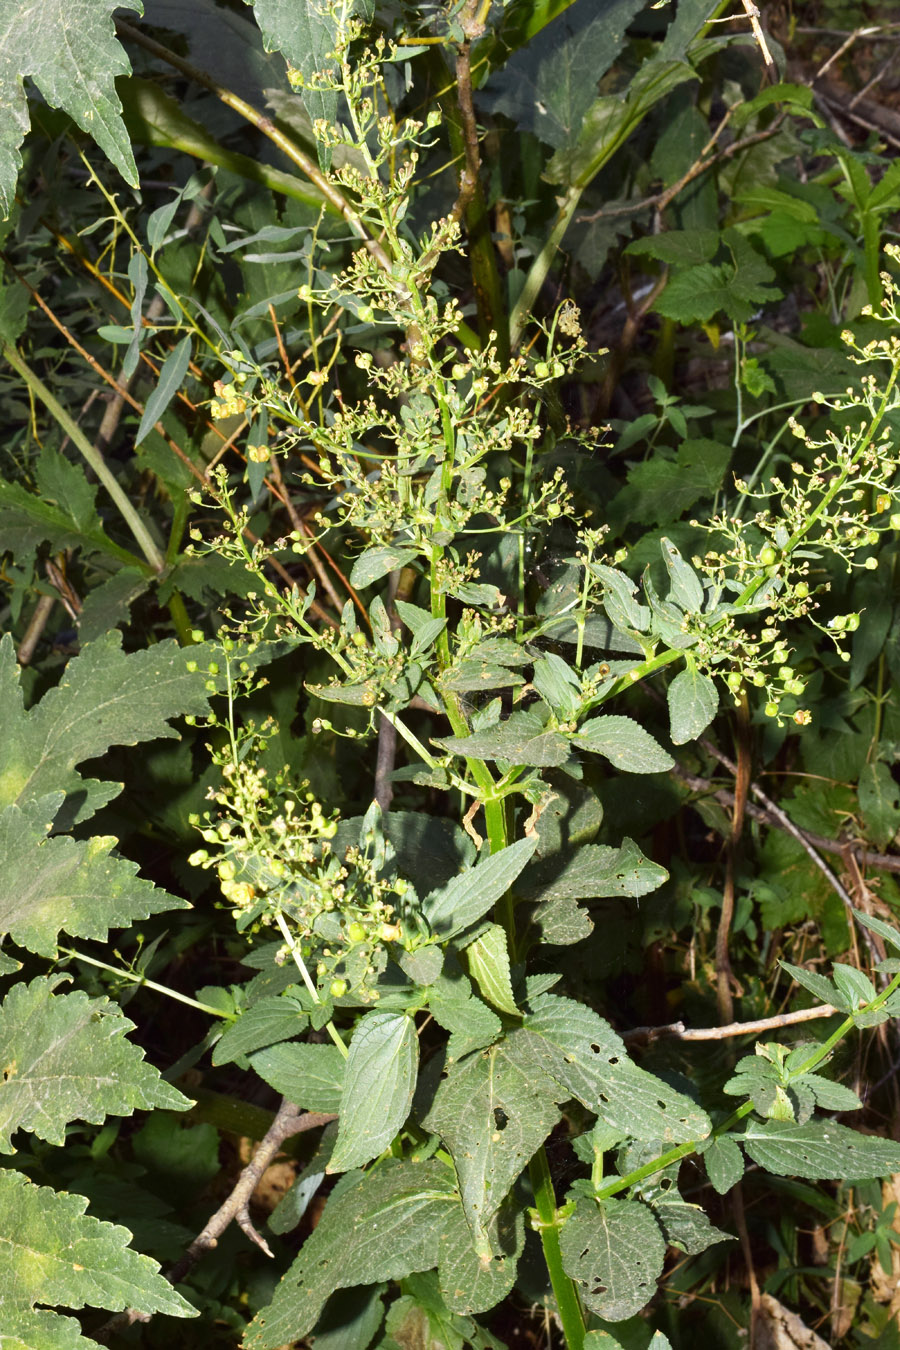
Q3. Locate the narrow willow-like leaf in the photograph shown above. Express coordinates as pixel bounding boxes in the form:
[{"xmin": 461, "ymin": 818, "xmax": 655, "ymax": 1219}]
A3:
[
  {"xmin": 0, "ymin": 977, "xmax": 191, "ymax": 1153},
  {"xmin": 0, "ymin": 1168, "xmax": 196, "ymax": 1336},
  {"xmin": 423, "ymin": 835, "xmax": 539, "ymax": 940},
  {"xmin": 423, "ymin": 1035, "xmax": 561, "ymax": 1249},
  {"xmin": 559, "ymin": 1197, "xmax": 666, "ymax": 1320},
  {"xmin": 243, "ymin": 1160, "xmax": 457, "ymax": 1349},
  {"xmin": 249, "ymin": 1041, "xmax": 344, "ymax": 1113},
  {"xmin": 330, "ymin": 1012, "xmax": 418, "ymax": 1171},
  {"xmin": 136, "ymin": 335, "xmax": 192, "ymax": 445}
]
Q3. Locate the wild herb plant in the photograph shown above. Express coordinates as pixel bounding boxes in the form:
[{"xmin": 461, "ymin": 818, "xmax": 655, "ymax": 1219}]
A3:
[{"xmin": 175, "ymin": 20, "xmax": 900, "ymax": 1349}]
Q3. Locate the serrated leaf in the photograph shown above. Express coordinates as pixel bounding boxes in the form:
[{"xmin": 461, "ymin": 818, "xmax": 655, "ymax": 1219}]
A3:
[
  {"xmin": 0, "ymin": 977, "xmax": 190, "ymax": 1153},
  {"xmin": 213, "ymin": 996, "xmax": 307, "ymax": 1066},
  {"xmin": 423, "ymin": 1036, "xmax": 561, "ymax": 1248},
  {"xmin": 858, "ymin": 761, "xmax": 900, "ymax": 850},
  {"xmin": 330, "ymin": 1012, "xmax": 418, "ymax": 1171},
  {"xmin": 0, "ymin": 473, "xmax": 137, "ymax": 569},
  {"xmin": 438, "ymin": 1198, "xmax": 524, "ymax": 1316},
  {"xmin": 832, "ymin": 962, "xmax": 876, "ymax": 1009},
  {"xmin": 650, "ymin": 1201, "xmax": 734, "ymax": 1255},
  {"xmin": 532, "ymin": 653, "xmax": 582, "ymax": 720},
  {"xmin": 702, "ymin": 1135, "xmax": 745, "ymax": 1194},
  {"xmin": 0, "ymin": 0, "xmax": 143, "ymax": 218},
  {"xmin": 438, "ymin": 709, "xmax": 570, "ymax": 767},
  {"xmin": 428, "ymin": 974, "xmax": 502, "ymax": 1065},
  {"xmin": 573, "ymin": 715, "xmax": 674, "ymax": 773},
  {"xmin": 34, "ymin": 447, "xmax": 99, "ymax": 536},
  {"xmin": 522, "ymin": 837, "xmax": 667, "ymax": 903},
  {"xmin": 482, "ymin": 0, "xmax": 645, "ymax": 153},
  {"xmin": 559, "ymin": 1197, "xmax": 665, "ymax": 1320},
  {"xmin": 136, "ymin": 335, "xmax": 192, "ymax": 445},
  {"xmin": 465, "ymin": 924, "xmax": 518, "ymax": 1016},
  {"xmin": 249, "ymin": 1041, "xmax": 345, "ymax": 1112},
  {"xmin": 779, "ymin": 961, "xmax": 843, "ymax": 1008},
  {"xmin": 243, "ymin": 1159, "xmax": 457, "ymax": 1349},
  {"xmin": 743, "ymin": 1119, "xmax": 900, "ymax": 1180},
  {"xmin": 854, "ymin": 908, "xmax": 900, "ymax": 953},
  {"xmin": 349, "ymin": 545, "xmax": 419, "ymax": 588},
  {"xmin": 423, "ymin": 835, "xmax": 538, "ymax": 940},
  {"xmin": 0, "ymin": 1170, "xmax": 195, "ymax": 1328},
  {"xmin": 0, "ymin": 802, "xmax": 189, "ymax": 958},
  {"xmin": 626, "ymin": 229, "xmax": 719, "ymax": 266},
  {"xmin": 0, "ymin": 631, "xmax": 209, "ymax": 822},
  {"xmin": 519, "ymin": 994, "xmax": 710, "ymax": 1143},
  {"xmin": 661, "ymin": 537, "xmax": 705, "ymax": 612},
  {"xmin": 667, "ymin": 664, "xmax": 718, "ymax": 745}
]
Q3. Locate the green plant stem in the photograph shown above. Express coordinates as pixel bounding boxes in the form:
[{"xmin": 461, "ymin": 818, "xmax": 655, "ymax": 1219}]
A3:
[
  {"xmin": 58, "ymin": 946, "xmax": 233, "ymax": 1018},
  {"xmin": 274, "ymin": 912, "xmax": 348, "ymax": 1059},
  {"xmin": 529, "ymin": 1148, "xmax": 586, "ymax": 1350},
  {"xmin": 2, "ymin": 342, "xmax": 165, "ymax": 572}
]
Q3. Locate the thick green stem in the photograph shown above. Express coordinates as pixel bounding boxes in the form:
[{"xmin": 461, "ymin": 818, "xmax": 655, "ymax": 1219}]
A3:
[
  {"xmin": 529, "ymin": 1148, "xmax": 586, "ymax": 1350},
  {"xmin": 2, "ymin": 342, "xmax": 164, "ymax": 573}
]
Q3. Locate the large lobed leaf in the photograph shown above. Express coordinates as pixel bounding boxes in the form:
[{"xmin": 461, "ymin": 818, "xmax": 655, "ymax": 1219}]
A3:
[
  {"xmin": 0, "ymin": 0, "xmax": 143, "ymax": 218},
  {"xmin": 0, "ymin": 631, "xmax": 210, "ymax": 822},
  {"xmin": 0, "ymin": 1167, "xmax": 195, "ymax": 1345},
  {"xmin": 0, "ymin": 976, "xmax": 191, "ymax": 1154},
  {"xmin": 0, "ymin": 797, "xmax": 189, "ymax": 958}
]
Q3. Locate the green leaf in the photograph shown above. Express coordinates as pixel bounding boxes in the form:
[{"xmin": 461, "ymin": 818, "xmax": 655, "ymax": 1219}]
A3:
[
  {"xmin": 465, "ymin": 924, "xmax": 519, "ymax": 1016},
  {"xmin": 0, "ymin": 977, "xmax": 190, "ymax": 1154},
  {"xmin": 858, "ymin": 761, "xmax": 900, "ymax": 850},
  {"xmin": 438, "ymin": 709, "xmax": 570, "ymax": 767},
  {"xmin": 249, "ymin": 1041, "xmax": 345, "ymax": 1112},
  {"xmin": 437, "ymin": 1200, "xmax": 524, "ymax": 1316},
  {"xmin": 519, "ymin": 994, "xmax": 710, "ymax": 1143},
  {"xmin": 34, "ymin": 447, "xmax": 99, "ymax": 536},
  {"xmin": 0, "ymin": 1170, "xmax": 195, "ymax": 1335},
  {"xmin": 854, "ymin": 908, "xmax": 900, "ymax": 954},
  {"xmin": 136, "ymin": 335, "xmax": 192, "ymax": 445},
  {"xmin": 243, "ymin": 1160, "xmax": 457, "ymax": 1349},
  {"xmin": 661, "ymin": 537, "xmax": 705, "ymax": 612},
  {"xmin": 349, "ymin": 545, "xmax": 419, "ymax": 588},
  {"xmin": 0, "ymin": 801, "xmax": 189, "ymax": 958},
  {"xmin": 522, "ymin": 837, "xmax": 668, "ymax": 903},
  {"xmin": 0, "ymin": 473, "xmax": 138, "ymax": 570},
  {"xmin": 626, "ymin": 229, "xmax": 719, "ymax": 266},
  {"xmin": 780, "ymin": 961, "xmax": 843, "ymax": 1009},
  {"xmin": 213, "ymin": 996, "xmax": 307, "ymax": 1066},
  {"xmin": 743, "ymin": 1120, "xmax": 900, "ymax": 1180},
  {"xmin": 701, "ymin": 1135, "xmax": 745, "ymax": 1194},
  {"xmin": 559, "ymin": 1197, "xmax": 666, "ymax": 1320},
  {"xmin": 832, "ymin": 962, "xmax": 876, "ymax": 1009},
  {"xmin": 428, "ymin": 969, "xmax": 502, "ymax": 1065},
  {"xmin": 667, "ymin": 664, "xmax": 718, "ymax": 745},
  {"xmin": 573, "ymin": 715, "xmax": 674, "ymax": 773},
  {"xmin": 423, "ymin": 835, "xmax": 539, "ymax": 940},
  {"xmin": 484, "ymin": 0, "xmax": 646, "ymax": 152},
  {"xmin": 330, "ymin": 1012, "xmax": 418, "ymax": 1171},
  {"xmin": 0, "ymin": 632, "xmax": 209, "ymax": 822},
  {"xmin": 0, "ymin": 0, "xmax": 143, "ymax": 218},
  {"xmin": 532, "ymin": 652, "xmax": 582, "ymax": 720},
  {"xmin": 650, "ymin": 1200, "xmax": 734, "ymax": 1255},
  {"xmin": 423, "ymin": 1036, "xmax": 561, "ymax": 1249},
  {"xmin": 611, "ymin": 439, "xmax": 732, "ymax": 531}
]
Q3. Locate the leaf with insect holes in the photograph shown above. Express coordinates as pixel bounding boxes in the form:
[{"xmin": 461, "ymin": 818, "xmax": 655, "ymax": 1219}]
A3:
[
  {"xmin": 0, "ymin": 977, "xmax": 191, "ymax": 1154},
  {"xmin": 667, "ymin": 664, "xmax": 718, "ymax": 744},
  {"xmin": 243, "ymin": 1159, "xmax": 457, "ymax": 1348},
  {"xmin": 559, "ymin": 1197, "xmax": 666, "ymax": 1320}
]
